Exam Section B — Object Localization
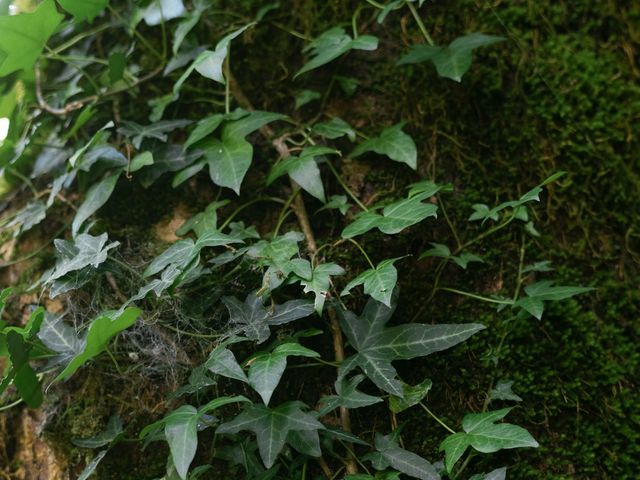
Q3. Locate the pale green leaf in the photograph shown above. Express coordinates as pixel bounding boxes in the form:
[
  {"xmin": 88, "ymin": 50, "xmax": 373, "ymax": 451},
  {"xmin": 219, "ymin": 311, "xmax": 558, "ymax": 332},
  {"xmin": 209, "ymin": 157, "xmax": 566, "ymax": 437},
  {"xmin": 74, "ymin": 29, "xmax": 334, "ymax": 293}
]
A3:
[
  {"xmin": 342, "ymin": 258, "xmax": 400, "ymax": 307},
  {"xmin": 352, "ymin": 123, "xmax": 417, "ymax": 169},
  {"xmin": 58, "ymin": 0, "xmax": 108, "ymax": 22}
]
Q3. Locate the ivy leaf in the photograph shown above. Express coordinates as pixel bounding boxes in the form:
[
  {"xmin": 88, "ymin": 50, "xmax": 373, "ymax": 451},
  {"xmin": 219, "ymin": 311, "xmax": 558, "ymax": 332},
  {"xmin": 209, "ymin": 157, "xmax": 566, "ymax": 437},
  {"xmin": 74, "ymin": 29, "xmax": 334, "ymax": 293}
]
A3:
[
  {"xmin": 54, "ymin": 308, "xmax": 141, "ymax": 382},
  {"xmin": 129, "ymin": 151, "xmax": 154, "ymax": 172},
  {"xmin": 248, "ymin": 343, "xmax": 320, "ymax": 405},
  {"xmin": 40, "ymin": 233, "xmax": 119, "ymax": 285},
  {"xmin": 72, "ymin": 171, "xmax": 121, "ymax": 236},
  {"xmin": 389, "ymin": 379, "xmax": 432, "ymax": 414},
  {"xmin": 342, "ymin": 258, "xmax": 400, "ymax": 307},
  {"xmin": 223, "ymin": 293, "xmax": 314, "ymax": 343},
  {"xmin": 6, "ymin": 200, "xmax": 47, "ymax": 237},
  {"xmin": 119, "ymin": 120, "xmax": 191, "ymax": 150},
  {"xmin": 246, "ymin": 231, "xmax": 305, "ymax": 291},
  {"xmin": 342, "ymin": 194, "xmax": 438, "ymax": 239},
  {"xmin": 142, "ymin": 0, "xmax": 186, "ymax": 26},
  {"xmin": 193, "ymin": 23, "xmax": 254, "ymax": 84},
  {"xmin": 165, "ymin": 405, "xmax": 199, "ymax": 480},
  {"xmin": 205, "ymin": 111, "xmax": 286, "ymax": 194},
  {"xmin": 58, "ymin": 0, "xmax": 108, "ymax": 22},
  {"xmin": 217, "ymin": 402, "xmax": 325, "ymax": 468},
  {"xmin": 338, "ymin": 294, "xmax": 485, "ymax": 396},
  {"xmin": 268, "ymin": 146, "xmax": 338, "ymax": 202},
  {"xmin": 0, "ymin": 0, "xmax": 63, "ymax": 77},
  {"xmin": 375, "ymin": 433, "xmax": 439, "ymax": 480},
  {"xmin": 397, "ymin": 33, "xmax": 505, "ymax": 82},
  {"xmin": 295, "ymin": 27, "xmax": 378, "ymax": 78},
  {"xmin": 514, "ymin": 280, "xmax": 594, "ymax": 320},
  {"xmin": 172, "ymin": 1, "xmax": 208, "ymax": 55},
  {"xmin": 176, "ymin": 200, "xmax": 230, "ymax": 237},
  {"xmin": 522, "ymin": 261, "xmax": 553, "ymax": 273},
  {"xmin": 183, "ymin": 113, "xmax": 230, "ymax": 150},
  {"xmin": 318, "ymin": 195, "xmax": 351, "ymax": 215},
  {"xmin": 319, "ymin": 374, "xmax": 382, "ymax": 415},
  {"xmin": 294, "ymin": 90, "xmax": 321, "ymax": 109},
  {"xmin": 352, "ymin": 123, "xmax": 417, "ymax": 169},
  {"xmin": 439, "ymin": 408, "xmax": 539, "ymax": 472},
  {"xmin": 419, "ymin": 243, "xmax": 483, "ymax": 270},
  {"xmin": 73, "ymin": 414, "xmax": 123, "ymax": 448},
  {"xmin": 206, "ymin": 347, "xmax": 248, "ymax": 383},
  {"xmin": 489, "ymin": 380, "xmax": 523, "ymax": 403},
  {"xmin": 312, "ymin": 117, "xmax": 356, "ymax": 142},
  {"xmin": 299, "ymin": 263, "xmax": 345, "ymax": 314}
]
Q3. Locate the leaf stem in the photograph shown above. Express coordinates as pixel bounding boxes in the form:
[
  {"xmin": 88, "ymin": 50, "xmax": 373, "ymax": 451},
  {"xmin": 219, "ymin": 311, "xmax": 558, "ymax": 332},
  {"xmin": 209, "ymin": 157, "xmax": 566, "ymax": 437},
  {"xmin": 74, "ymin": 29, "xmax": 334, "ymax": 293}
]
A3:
[
  {"xmin": 406, "ymin": 2, "xmax": 435, "ymax": 46},
  {"xmin": 439, "ymin": 287, "xmax": 514, "ymax": 305},
  {"xmin": 419, "ymin": 402, "xmax": 456, "ymax": 434},
  {"xmin": 219, "ymin": 196, "xmax": 286, "ymax": 230},
  {"xmin": 325, "ymin": 160, "xmax": 368, "ymax": 211},
  {"xmin": 274, "ymin": 188, "xmax": 300, "ymax": 236},
  {"xmin": 0, "ymin": 398, "xmax": 23, "ymax": 412},
  {"xmin": 347, "ymin": 238, "xmax": 375, "ymax": 269}
]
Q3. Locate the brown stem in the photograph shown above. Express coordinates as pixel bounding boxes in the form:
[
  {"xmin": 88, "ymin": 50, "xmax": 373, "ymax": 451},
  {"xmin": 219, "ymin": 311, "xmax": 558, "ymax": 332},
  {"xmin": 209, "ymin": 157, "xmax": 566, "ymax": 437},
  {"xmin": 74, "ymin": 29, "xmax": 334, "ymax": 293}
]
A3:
[{"xmin": 229, "ymin": 71, "xmax": 356, "ymax": 473}]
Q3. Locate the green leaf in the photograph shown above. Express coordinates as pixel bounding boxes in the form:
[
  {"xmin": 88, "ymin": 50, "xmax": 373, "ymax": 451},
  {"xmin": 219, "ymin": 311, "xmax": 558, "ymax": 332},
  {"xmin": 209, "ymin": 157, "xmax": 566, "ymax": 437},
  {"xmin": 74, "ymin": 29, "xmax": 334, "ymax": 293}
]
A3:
[
  {"xmin": 54, "ymin": 308, "xmax": 141, "ymax": 382},
  {"xmin": 183, "ymin": 114, "xmax": 227, "ymax": 150},
  {"xmin": 192, "ymin": 23, "xmax": 254, "ymax": 84},
  {"xmin": 515, "ymin": 280, "xmax": 594, "ymax": 320},
  {"xmin": 440, "ymin": 408, "xmax": 538, "ymax": 472},
  {"xmin": 375, "ymin": 434, "xmax": 439, "ymax": 480},
  {"xmin": 217, "ymin": 402, "xmax": 324, "ymax": 468},
  {"xmin": 6, "ymin": 200, "xmax": 47, "ymax": 236},
  {"xmin": 294, "ymin": 90, "xmax": 321, "ymax": 109},
  {"xmin": 223, "ymin": 293, "xmax": 314, "ymax": 343},
  {"xmin": 0, "ymin": 0, "xmax": 63, "ymax": 77},
  {"xmin": 352, "ymin": 123, "xmax": 417, "ymax": 169},
  {"xmin": 119, "ymin": 120, "xmax": 191, "ymax": 150},
  {"xmin": 342, "ymin": 194, "xmax": 438, "ymax": 239},
  {"xmin": 176, "ymin": 200, "xmax": 229, "ymax": 237},
  {"xmin": 318, "ymin": 195, "xmax": 351, "ymax": 215},
  {"xmin": 14, "ymin": 363, "xmax": 43, "ymax": 408},
  {"xmin": 72, "ymin": 172, "xmax": 121, "ymax": 236},
  {"xmin": 129, "ymin": 151, "xmax": 154, "ymax": 172},
  {"xmin": 40, "ymin": 233, "xmax": 119, "ymax": 286},
  {"xmin": 58, "ymin": 0, "xmax": 108, "ymax": 23},
  {"xmin": 319, "ymin": 374, "xmax": 382, "ymax": 415},
  {"xmin": 248, "ymin": 343, "xmax": 320, "ymax": 405},
  {"xmin": 489, "ymin": 380, "xmax": 523, "ymax": 403},
  {"xmin": 246, "ymin": 231, "xmax": 305, "ymax": 291},
  {"xmin": 206, "ymin": 347, "xmax": 248, "ymax": 383},
  {"xmin": 342, "ymin": 258, "xmax": 400, "ymax": 307},
  {"xmin": 389, "ymin": 379, "xmax": 432, "ymax": 413},
  {"xmin": 338, "ymin": 294, "xmax": 485, "ymax": 395},
  {"xmin": 172, "ymin": 2, "xmax": 206, "ymax": 55},
  {"xmin": 299, "ymin": 262, "xmax": 345, "ymax": 314},
  {"xmin": 73, "ymin": 414, "xmax": 123, "ymax": 448},
  {"xmin": 142, "ymin": 0, "xmax": 186, "ymax": 26},
  {"xmin": 295, "ymin": 27, "xmax": 378, "ymax": 78},
  {"xmin": 397, "ymin": 33, "xmax": 505, "ymax": 82},
  {"xmin": 312, "ymin": 117, "xmax": 356, "ymax": 142},
  {"xmin": 165, "ymin": 405, "xmax": 199, "ymax": 480},
  {"xmin": 522, "ymin": 260, "xmax": 554, "ymax": 273},
  {"xmin": 268, "ymin": 146, "xmax": 337, "ymax": 203}
]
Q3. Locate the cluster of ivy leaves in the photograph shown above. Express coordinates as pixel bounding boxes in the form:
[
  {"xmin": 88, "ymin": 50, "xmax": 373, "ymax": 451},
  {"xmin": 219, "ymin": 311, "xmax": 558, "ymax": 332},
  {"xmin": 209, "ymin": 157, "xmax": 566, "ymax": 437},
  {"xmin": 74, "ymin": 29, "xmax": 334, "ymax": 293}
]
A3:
[{"xmin": 0, "ymin": 1, "xmax": 594, "ymax": 480}]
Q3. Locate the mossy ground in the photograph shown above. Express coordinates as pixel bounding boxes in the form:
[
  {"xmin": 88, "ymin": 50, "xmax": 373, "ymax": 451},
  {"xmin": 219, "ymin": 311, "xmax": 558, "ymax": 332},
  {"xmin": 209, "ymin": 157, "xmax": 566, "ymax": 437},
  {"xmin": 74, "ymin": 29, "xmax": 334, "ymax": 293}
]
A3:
[{"xmin": 1, "ymin": 0, "xmax": 638, "ymax": 478}]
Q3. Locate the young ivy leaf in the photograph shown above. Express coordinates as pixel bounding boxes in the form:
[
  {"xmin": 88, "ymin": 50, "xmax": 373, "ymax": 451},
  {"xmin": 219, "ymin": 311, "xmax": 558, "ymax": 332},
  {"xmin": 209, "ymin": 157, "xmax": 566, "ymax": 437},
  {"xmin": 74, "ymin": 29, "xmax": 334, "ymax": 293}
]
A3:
[
  {"xmin": 342, "ymin": 192, "xmax": 438, "ymax": 239},
  {"xmin": 318, "ymin": 374, "xmax": 382, "ymax": 416},
  {"xmin": 294, "ymin": 89, "xmax": 321, "ymax": 109},
  {"xmin": 0, "ymin": 0, "xmax": 63, "ymax": 77},
  {"xmin": 397, "ymin": 32, "xmax": 505, "ymax": 82},
  {"xmin": 205, "ymin": 111, "xmax": 287, "ymax": 194},
  {"xmin": 54, "ymin": 307, "xmax": 141, "ymax": 382},
  {"xmin": 295, "ymin": 27, "xmax": 378, "ymax": 78},
  {"xmin": 514, "ymin": 280, "xmax": 594, "ymax": 320},
  {"xmin": 388, "ymin": 378, "xmax": 433, "ymax": 414},
  {"xmin": 298, "ymin": 262, "xmax": 346, "ymax": 314},
  {"xmin": 216, "ymin": 402, "xmax": 325, "ymax": 468},
  {"xmin": 58, "ymin": 0, "xmax": 108, "ymax": 23},
  {"xmin": 176, "ymin": 200, "xmax": 230, "ymax": 238},
  {"xmin": 222, "ymin": 293, "xmax": 315, "ymax": 343},
  {"xmin": 312, "ymin": 117, "xmax": 356, "ymax": 142},
  {"xmin": 267, "ymin": 146, "xmax": 338, "ymax": 203},
  {"xmin": 246, "ymin": 231, "xmax": 304, "ymax": 291},
  {"xmin": 338, "ymin": 293, "xmax": 485, "ymax": 396},
  {"xmin": 72, "ymin": 171, "xmax": 121, "ymax": 237},
  {"xmin": 439, "ymin": 408, "xmax": 539, "ymax": 473},
  {"xmin": 375, "ymin": 433, "xmax": 440, "ymax": 480},
  {"xmin": 489, "ymin": 380, "xmax": 523, "ymax": 403},
  {"xmin": 351, "ymin": 123, "xmax": 417, "ymax": 170},
  {"xmin": 118, "ymin": 120, "xmax": 191, "ymax": 150},
  {"xmin": 419, "ymin": 243, "xmax": 483, "ymax": 270},
  {"xmin": 248, "ymin": 343, "xmax": 320, "ymax": 405},
  {"xmin": 341, "ymin": 258, "xmax": 401, "ymax": 307}
]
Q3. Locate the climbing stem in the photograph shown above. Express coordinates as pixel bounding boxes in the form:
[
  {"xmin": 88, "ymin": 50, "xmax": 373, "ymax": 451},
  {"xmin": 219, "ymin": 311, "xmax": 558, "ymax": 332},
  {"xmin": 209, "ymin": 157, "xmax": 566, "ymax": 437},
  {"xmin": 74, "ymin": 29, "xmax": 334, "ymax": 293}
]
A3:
[
  {"xmin": 419, "ymin": 402, "xmax": 456, "ymax": 434},
  {"xmin": 347, "ymin": 238, "xmax": 375, "ymax": 269},
  {"xmin": 439, "ymin": 287, "xmax": 514, "ymax": 305},
  {"xmin": 407, "ymin": 2, "xmax": 435, "ymax": 45},
  {"xmin": 326, "ymin": 160, "xmax": 368, "ymax": 211}
]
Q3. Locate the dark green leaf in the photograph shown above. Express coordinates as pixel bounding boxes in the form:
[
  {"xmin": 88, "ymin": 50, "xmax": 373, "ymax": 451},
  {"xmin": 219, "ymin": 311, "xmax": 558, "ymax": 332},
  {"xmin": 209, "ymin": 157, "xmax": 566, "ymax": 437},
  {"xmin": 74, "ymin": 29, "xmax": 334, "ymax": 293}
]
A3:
[{"xmin": 352, "ymin": 123, "xmax": 417, "ymax": 169}]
